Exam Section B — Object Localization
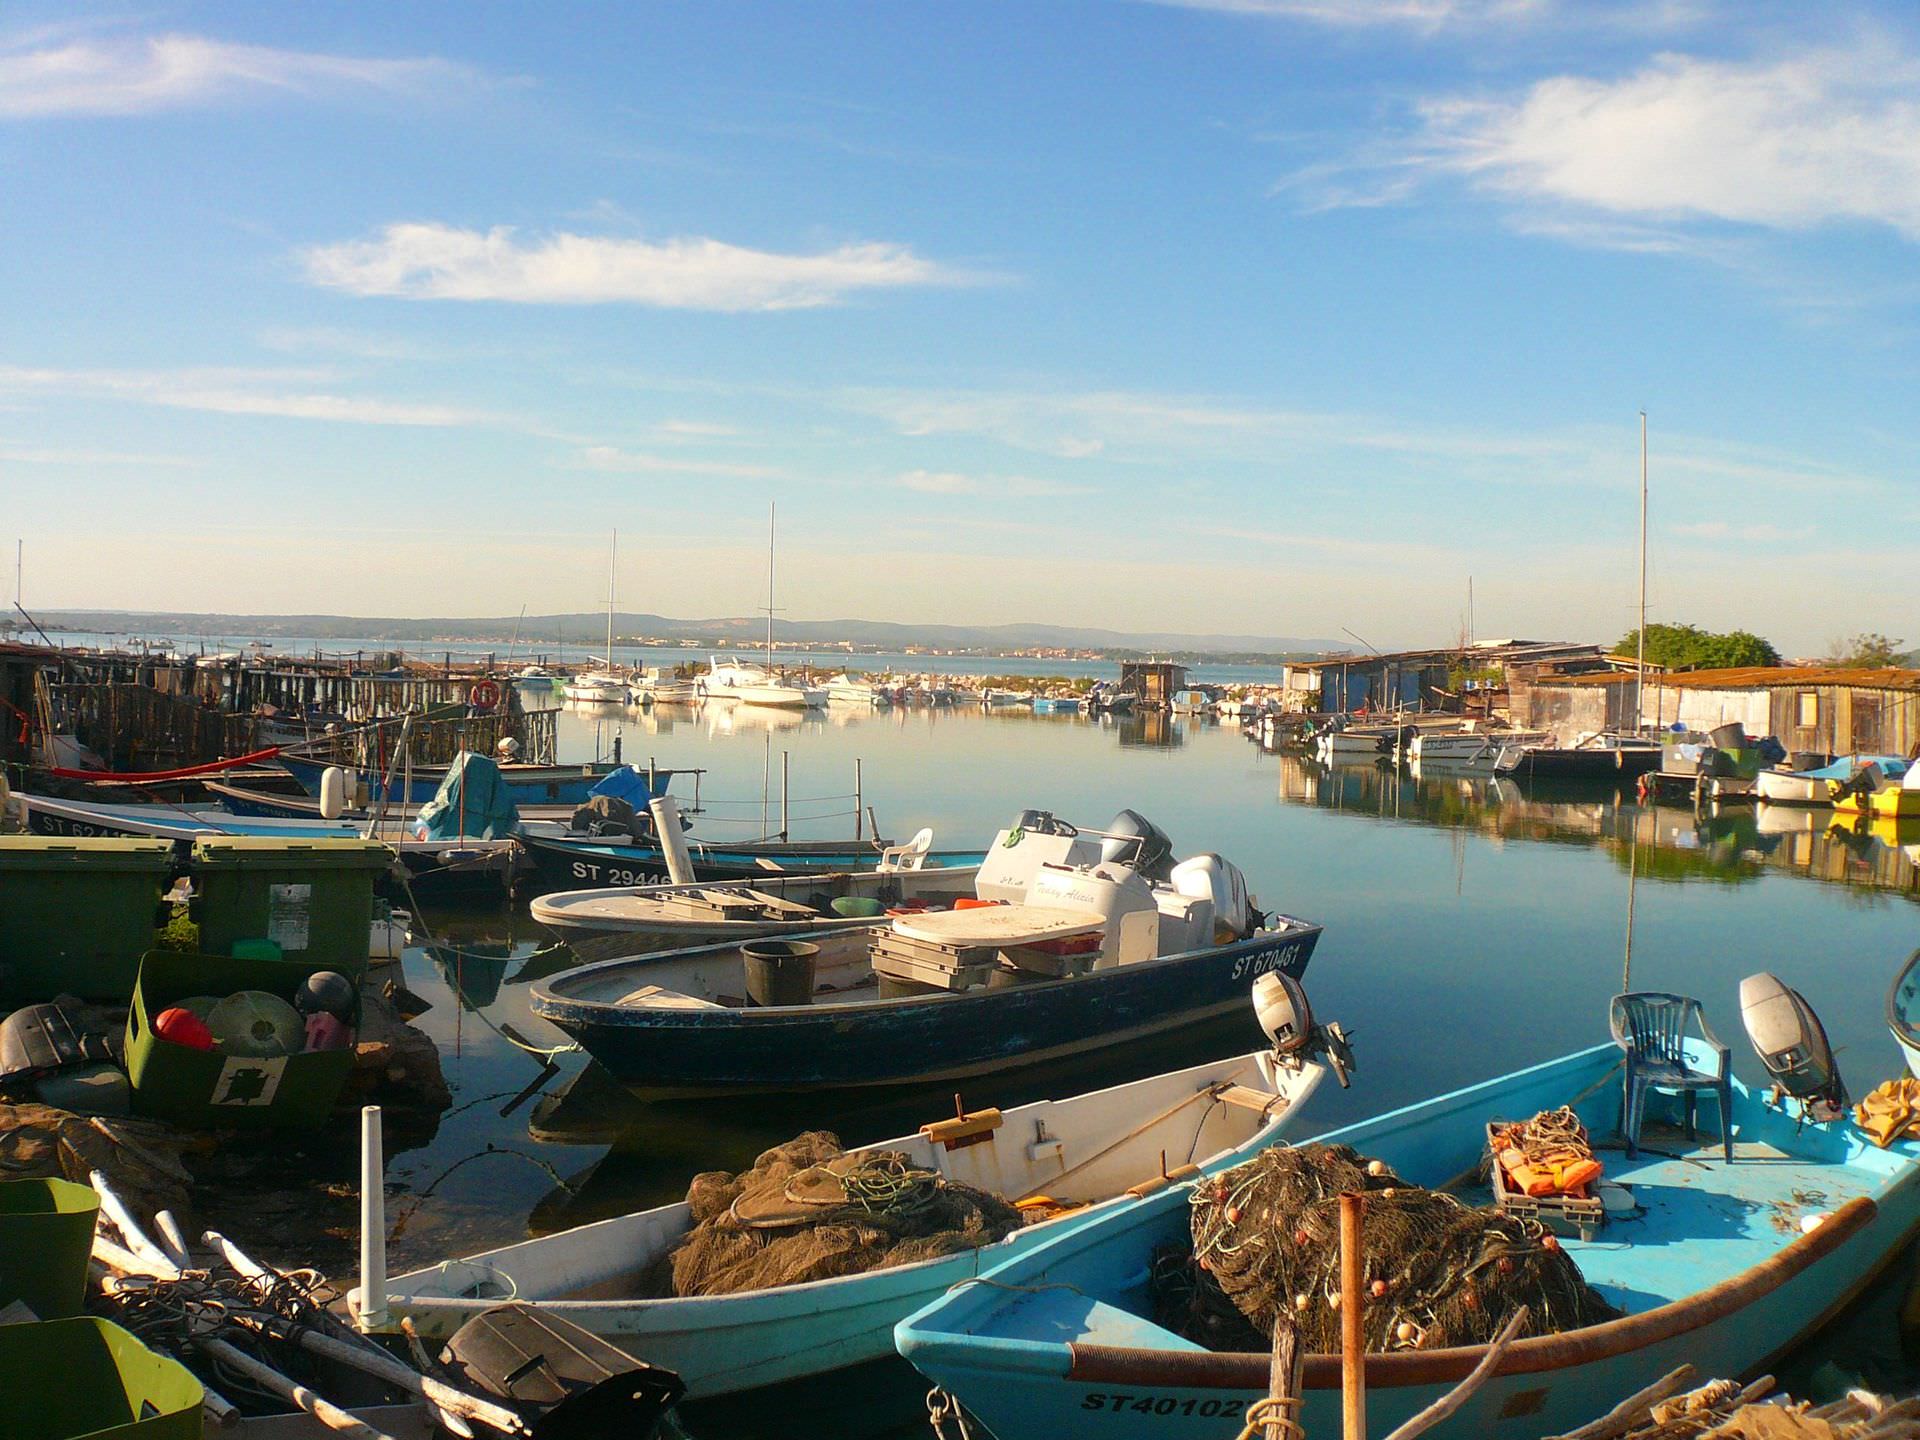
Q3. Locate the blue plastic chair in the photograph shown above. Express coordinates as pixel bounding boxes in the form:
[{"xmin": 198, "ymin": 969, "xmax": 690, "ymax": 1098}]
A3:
[{"xmin": 1608, "ymin": 992, "xmax": 1734, "ymax": 1162}]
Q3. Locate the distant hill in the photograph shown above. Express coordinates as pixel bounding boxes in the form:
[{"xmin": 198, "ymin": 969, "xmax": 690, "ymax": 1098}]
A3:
[{"xmin": 31, "ymin": 609, "xmax": 1342, "ymax": 658}]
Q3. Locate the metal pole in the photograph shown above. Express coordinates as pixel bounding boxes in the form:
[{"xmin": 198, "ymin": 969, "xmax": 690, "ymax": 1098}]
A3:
[
  {"xmin": 854, "ymin": 758, "xmax": 863, "ymax": 841},
  {"xmin": 781, "ymin": 749, "xmax": 790, "ymax": 839},
  {"xmin": 1340, "ymin": 1191, "xmax": 1366, "ymax": 1440},
  {"xmin": 1636, "ymin": 411, "xmax": 1648, "ymax": 734},
  {"xmin": 357, "ymin": 1106, "xmax": 389, "ymax": 1331}
]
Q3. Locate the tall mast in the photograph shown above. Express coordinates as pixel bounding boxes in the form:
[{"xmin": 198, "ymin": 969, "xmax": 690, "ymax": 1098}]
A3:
[
  {"xmin": 1636, "ymin": 412, "xmax": 1648, "ymax": 732},
  {"xmin": 606, "ymin": 528, "xmax": 617, "ymax": 669},
  {"xmin": 766, "ymin": 501, "xmax": 777, "ymax": 675}
]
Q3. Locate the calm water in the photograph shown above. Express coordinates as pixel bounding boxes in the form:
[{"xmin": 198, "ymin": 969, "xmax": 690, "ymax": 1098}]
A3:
[{"xmin": 358, "ymin": 698, "xmax": 1920, "ymax": 1428}]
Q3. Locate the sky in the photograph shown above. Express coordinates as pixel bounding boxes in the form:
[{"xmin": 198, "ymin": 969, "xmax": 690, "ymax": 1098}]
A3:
[{"xmin": 2, "ymin": 2, "xmax": 1917, "ymax": 653}]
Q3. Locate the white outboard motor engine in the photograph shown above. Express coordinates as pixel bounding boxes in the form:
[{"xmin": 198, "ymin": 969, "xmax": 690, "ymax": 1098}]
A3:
[
  {"xmin": 1252, "ymin": 971, "xmax": 1353, "ymax": 1087},
  {"xmin": 1740, "ymin": 972, "xmax": 1847, "ymax": 1124},
  {"xmin": 1100, "ymin": 809, "xmax": 1176, "ymax": 883},
  {"xmin": 1170, "ymin": 855, "xmax": 1253, "ymax": 941}
]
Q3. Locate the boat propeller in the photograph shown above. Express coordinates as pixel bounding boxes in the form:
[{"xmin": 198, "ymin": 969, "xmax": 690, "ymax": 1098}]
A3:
[
  {"xmin": 1252, "ymin": 971, "xmax": 1354, "ymax": 1088},
  {"xmin": 1740, "ymin": 971, "xmax": 1848, "ymax": 1125}
]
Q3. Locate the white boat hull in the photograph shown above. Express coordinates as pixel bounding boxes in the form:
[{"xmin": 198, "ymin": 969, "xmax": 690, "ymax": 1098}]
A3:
[
  {"xmin": 1755, "ymin": 770, "xmax": 1833, "ymax": 806},
  {"xmin": 368, "ymin": 1049, "xmax": 1327, "ymax": 1399}
]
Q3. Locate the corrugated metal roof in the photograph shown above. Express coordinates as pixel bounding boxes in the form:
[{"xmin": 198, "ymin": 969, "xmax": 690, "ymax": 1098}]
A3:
[{"xmin": 1539, "ymin": 665, "xmax": 1920, "ymax": 693}]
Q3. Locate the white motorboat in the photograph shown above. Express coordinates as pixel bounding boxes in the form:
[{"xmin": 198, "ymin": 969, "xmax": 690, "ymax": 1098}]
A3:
[
  {"xmin": 632, "ymin": 666, "xmax": 702, "ymax": 705},
  {"xmin": 1313, "ymin": 728, "xmax": 1393, "ymax": 763},
  {"xmin": 1756, "ymin": 755, "xmax": 1906, "ymax": 806},
  {"xmin": 824, "ymin": 673, "xmax": 892, "ymax": 707},
  {"xmin": 1407, "ymin": 726, "xmax": 1549, "ymax": 771},
  {"xmin": 703, "ymin": 655, "xmax": 825, "ymax": 709},
  {"xmin": 562, "ymin": 670, "xmax": 629, "ymax": 704}
]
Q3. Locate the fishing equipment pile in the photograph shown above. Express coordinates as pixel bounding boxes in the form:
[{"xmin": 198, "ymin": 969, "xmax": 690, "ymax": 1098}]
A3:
[
  {"xmin": 656, "ymin": 1130, "xmax": 1021, "ymax": 1297},
  {"xmin": 1490, "ymin": 1107, "xmax": 1603, "ymax": 1199},
  {"xmin": 1543, "ymin": 1373, "xmax": 1920, "ymax": 1439},
  {"xmin": 1156, "ymin": 1142, "xmax": 1619, "ymax": 1353}
]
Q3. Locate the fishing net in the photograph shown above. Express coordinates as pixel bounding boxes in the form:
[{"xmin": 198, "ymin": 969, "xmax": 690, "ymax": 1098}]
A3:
[
  {"xmin": 1153, "ymin": 1143, "xmax": 1619, "ymax": 1354},
  {"xmin": 1544, "ymin": 1375, "xmax": 1920, "ymax": 1439},
  {"xmin": 655, "ymin": 1130, "xmax": 1022, "ymax": 1298}
]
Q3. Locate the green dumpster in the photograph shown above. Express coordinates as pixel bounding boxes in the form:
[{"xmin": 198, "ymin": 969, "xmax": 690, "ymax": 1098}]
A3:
[
  {"xmin": 0, "ymin": 1177, "xmax": 100, "ymax": 1320},
  {"xmin": 125, "ymin": 950, "xmax": 360, "ymax": 1130},
  {"xmin": 0, "ymin": 838, "xmax": 175, "ymax": 1006},
  {"xmin": 0, "ymin": 1316, "xmax": 204, "ymax": 1440},
  {"xmin": 189, "ymin": 837, "xmax": 392, "ymax": 977}
]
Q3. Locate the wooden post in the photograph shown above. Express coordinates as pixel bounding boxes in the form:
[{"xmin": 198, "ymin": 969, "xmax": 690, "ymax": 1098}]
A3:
[
  {"xmin": 854, "ymin": 758, "xmax": 863, "ymax": 842},
  {"xmin": 1263, "ymin": 1323, "xmax": 1302, "ymax": 1440},
  {"xmin": 781, "ymin": 749, "xmax": 790, "ymax": 839},
  {"xmin": 1340, "ymin": 1190, "xmax": 1366, "ymax": 1440}
]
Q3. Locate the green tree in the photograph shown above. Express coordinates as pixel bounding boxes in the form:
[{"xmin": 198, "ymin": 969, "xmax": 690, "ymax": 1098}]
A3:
[
  {"xmin": 1615, "ymin": 623, "xmax": 1781, "ymax": 672},
  {"xmin": 1826, "ymin": 632, "xmax": 1905, "ymax": 668}
]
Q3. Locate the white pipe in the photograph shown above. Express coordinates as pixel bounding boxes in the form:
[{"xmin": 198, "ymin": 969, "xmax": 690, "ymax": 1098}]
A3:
[
  {"xmin": 650, "ymin": 795, "xmax": 696, "ymax": 886},
  {"xmin": 88, "ymin": 1171, "xmax": 176, "ymax": 1273},
  {"xmin": 358, "ymin": 1105, "xmax": 390, "ymax": 1330},
  {"xmin": 151, "ymin": 1209, "xmax": 192, "ymax": 1270}
]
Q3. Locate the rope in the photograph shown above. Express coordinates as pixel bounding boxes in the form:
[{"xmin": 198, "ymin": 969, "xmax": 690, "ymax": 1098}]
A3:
[
  {"xmin": 926, "ymin": 1387, "xmax": 977, "ymax": 1440},
  {"xmin": 1237, "ymin": 1396, "xmax": 1305, "ymax": 1440}
]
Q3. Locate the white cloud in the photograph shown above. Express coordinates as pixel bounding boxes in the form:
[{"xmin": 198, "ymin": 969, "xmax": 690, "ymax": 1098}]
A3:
[
  {"xmin": 655, "ymin": 419, "xmax": 739, "ymax": 438},
  {"xmin": 1141, "ymin": 0, "xmax": 1707, "ymax": 30},
  {"xmin": 575, "ymin": 445, "xmax": 783, "ymax": 479},
  {"xmin": 1412, "ymin": 45, "xmax": 1920, "ymax": 241},
  {"xmin": 0, "ymin": 365, "xmax": 492, "ymax": 427},
  {"xmin": 0, "ymin": 33, "xmax": 472, "ymax": 118},
  {"xmin": 302, "ymin": 222, "xmax": 972, "ymax": 311},
  {"xmin": 897, "ymin": 468, "xmax": 1094, "ymax": 498},
  {"xmin": 0, "ymin": 444, "xmax": 195, "ymax": 466}
]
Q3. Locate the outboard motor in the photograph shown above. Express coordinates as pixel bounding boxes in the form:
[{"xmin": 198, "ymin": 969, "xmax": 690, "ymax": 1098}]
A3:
[
  {"xmin": 1740, "ymin": 972, "xmax": 1847, "ymax": 1124},
  {"xmin": 1100, "ymin": 809, "xmax": 1175, "ymax": 882},
  {"xmin": 1013, "ymin": 809, "xmax": 1076, "ymax": 838},
  {"xmin": 1252, "ymin": 971, "xmax": 1353, "ymax": 1087}
]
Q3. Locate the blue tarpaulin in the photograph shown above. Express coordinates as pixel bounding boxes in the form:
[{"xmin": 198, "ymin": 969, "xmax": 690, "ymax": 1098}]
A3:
[
  {"xmin": 587, "ymin": 765, "xmax": 666, "ymax": 809},
  {"xmin": 415, "ymin": 752, "xmax": 521, "ymax": 840}
]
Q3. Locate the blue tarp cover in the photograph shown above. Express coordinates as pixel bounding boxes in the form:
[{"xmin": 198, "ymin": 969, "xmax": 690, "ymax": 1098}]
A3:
[
  {"xmin": 415, "ymin": 752, "xmax": 521, "ymax": 840},
  {"xmin": 587, "ymin": 765, "xmax": 664, "ymax": 808}
]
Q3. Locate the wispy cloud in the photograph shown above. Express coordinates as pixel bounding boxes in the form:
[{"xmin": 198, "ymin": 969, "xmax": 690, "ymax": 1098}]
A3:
[
  {"xmin": 1299, "ymin": 41, "xmax": 1920, "ymax": 249},
  {"xmin": 302, "ymin": 222, "xmax": 979, "ymax": 311},
  {"xmin": 0, "ymin": 444, "xmax": 196, "ymax": 466},
  {"xmin": 1141, "ymin": 0, "xmax": 1709, "ymax": 31},
  {"xmin": 574, "ymin": 445, "xmax": 783, "ymax": 479},
  {"xmin": 0, "ymin": 33, "xmax": 475, "ymax": 118},
  {"xmin": 897, "ymin": 468, "xmax": 1094, "ymax": 498},
  {"xmin": 0, "ymin": 365, "xmax": 494, "ymax": 427}
]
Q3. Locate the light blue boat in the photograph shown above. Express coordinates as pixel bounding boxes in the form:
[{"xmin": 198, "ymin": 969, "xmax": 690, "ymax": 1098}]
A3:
[
  {"xmin": 1756, "ymin": 754, "xmax": 1909, "ymax": 806},
  {"xmin": 896, "ymin": 1043, "xmax": 1920, "ymax": 1439},
  {"xmin": 1032, "ymin": 696, "xmax": 1083, "ymax": 715}
]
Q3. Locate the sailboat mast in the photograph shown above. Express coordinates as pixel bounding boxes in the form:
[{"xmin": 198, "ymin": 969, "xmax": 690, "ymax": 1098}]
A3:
[
  {"xmin": 606, "ymin": 528, "xmax": 617, "ymax": 669},
  {"xmin": 766, "ymin": 501, "xmax": 776, "ymax": 676},
  {"xmin": 1636, "ymin": 412, "xmax": 1648, "ymax": 733}
]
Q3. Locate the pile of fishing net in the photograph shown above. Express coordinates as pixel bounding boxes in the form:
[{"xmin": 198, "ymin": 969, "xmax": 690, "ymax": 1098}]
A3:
[
  {"xmin": 1544, "ymin": 1373, "xmax": 1920, "ymax": 1440},
  {"xmin": 651, "ymin": 1130, "xmax": 1021, "ymax": 1298},
  {"xmin": 1152, "ymin": 1142, "xmax": 1619, "ymax": 1353}
]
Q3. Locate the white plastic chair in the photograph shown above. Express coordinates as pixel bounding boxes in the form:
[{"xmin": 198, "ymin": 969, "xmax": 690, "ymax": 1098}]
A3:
[{"xmin": 877, "ymin": 827, "xmax": 935, "ymax": 872}]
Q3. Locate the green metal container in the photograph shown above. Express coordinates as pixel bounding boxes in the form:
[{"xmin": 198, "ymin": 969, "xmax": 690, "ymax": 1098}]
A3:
[
  {"xmin": 0, "ymin": 1177, "xmax": 100, "ymax": 1320},
  {"xmin": 0, "ymin": 1316, "xmax": 204, "ymax": 1439},
  {"xmin": 125, "ymin": 950, "xmax": 360, "ymax": 1131},
  {"xmin": 0, "ymin": 838, "xmax": 174, "ymax": 1006},
  {"xmin": 189, "ymin": 837, "xmax": 392, "ymax": 977}
]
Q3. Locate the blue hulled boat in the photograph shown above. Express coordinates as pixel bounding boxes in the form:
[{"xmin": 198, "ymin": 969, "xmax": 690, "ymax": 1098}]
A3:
[
  {"xmin": 530, "ymin": 809, "xmax": 1317, "ymax": 1097},
  {"xmin": 276, "ymin": 752, "xmax": 646, "ymax": 807},
  {"xmin": 894, "ymin": 1043, "xmax": 1920, "ymax": 1439}
]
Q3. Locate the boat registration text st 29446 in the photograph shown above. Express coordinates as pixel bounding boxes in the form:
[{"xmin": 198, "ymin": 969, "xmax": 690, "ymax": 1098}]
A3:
[{"xmin": 569, "ymin": 860, "xmax": 673, "ymax": 887}]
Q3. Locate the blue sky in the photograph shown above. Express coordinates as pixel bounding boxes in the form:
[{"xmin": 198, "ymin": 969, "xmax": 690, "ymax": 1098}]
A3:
[{"xmin": 2, "ymin": 2, "xmax": 1916, "ymax": 651}]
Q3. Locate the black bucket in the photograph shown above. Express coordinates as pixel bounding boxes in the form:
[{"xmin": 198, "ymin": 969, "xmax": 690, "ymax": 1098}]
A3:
[
  {"xmin": 1709, "ymin": 721, "xmax": 1748, "ymax": 750},
  {"xmin": 741, "ymin": 940, "xmax": 819, "ymax": 1007}
]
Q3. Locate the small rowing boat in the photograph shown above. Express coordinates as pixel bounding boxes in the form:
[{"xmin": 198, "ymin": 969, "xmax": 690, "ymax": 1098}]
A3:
[{"xmin": 364, "ymin": 981, "xmax": 1347, "ymax": 1401}]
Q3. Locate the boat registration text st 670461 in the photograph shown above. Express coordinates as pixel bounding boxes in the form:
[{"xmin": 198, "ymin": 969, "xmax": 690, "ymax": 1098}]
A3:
[{"xmin": 1230, "ymin": 938, "xmax": 1307, "ymax": 981}]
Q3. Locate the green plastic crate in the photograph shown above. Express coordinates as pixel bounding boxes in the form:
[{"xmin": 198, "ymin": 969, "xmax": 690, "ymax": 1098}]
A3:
[
  {"xmin": 125, "ymin": 950, "xmax": 359, "ymax": 1131},
  {"xmin": 189, "ymin": 838, "xmax": 392, "ymax": 977},
  {"xmin": 0, "ymin": 838, "xmax": 174, "ymax": 1006},
  {"xmin": 0, "ymin": 1316, "xmax": 204, "ymax": 1439},
  {"xmin": 0, "ymin": 1177, "xmax": 100, "ymax": 1320}
]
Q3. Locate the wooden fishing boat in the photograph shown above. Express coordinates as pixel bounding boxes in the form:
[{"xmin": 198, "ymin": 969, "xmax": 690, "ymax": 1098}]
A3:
[
  {"xmin": 532, "ymin": 809, "xmax": 1317, "ymax": 1095},
  {"xmin": 16, "ymin": 793, "xmax": 516, "ymax": 897},
  {"xmin": 1887, "ymin": 950, "xmax": 1920, "ymax": 1080},
  {"xmin": 894, "ymin": 1044, "xmax": 1920, "ymax": 1440},
  {"xmin": 1495, "ymin": 733, "xmax": 1662, "ymax": 781},
  {"xmin": 276, "ymin": 752, "xmax": 640, "ymax": 807},
  {"xmin": 514, "ymin": 825, "xmax": 987, "ymax": 891},
  {"xmin": 530, "ymin": 859, "xmax": 983, "ymax": 961},
  {"xmin": 365, "ymin": 1036, "xmax": 1338, "ymax": 1399},
  {"xmin": 1756, "ymin": 754, "xmax": 1906, "ymax": 806},
  {"xmin": 203, "ymin": 778, "xmax": 578, "ymax": 827}
]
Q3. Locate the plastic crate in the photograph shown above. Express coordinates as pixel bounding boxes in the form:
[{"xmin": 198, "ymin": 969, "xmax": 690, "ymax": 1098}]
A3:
[
  {"xmin": 1486, "ymin": 1121, "xmax": 1605, "ymax": 1241},
  {"xmin": 125, "ymin": 950, "xmax": 359, "ymax": 1130},
  {"xmin": 0, "ymin": 1177, "xmax": 100, "ymax": 1320},
  {"xmin": 189, "ymin": 837, "xmax": 392, "ymax": 976},
  {"xmin": 0, "ymin": 1316, "xmax": 204, "ymax": 1439}
]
